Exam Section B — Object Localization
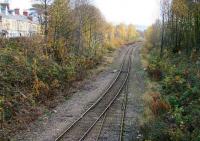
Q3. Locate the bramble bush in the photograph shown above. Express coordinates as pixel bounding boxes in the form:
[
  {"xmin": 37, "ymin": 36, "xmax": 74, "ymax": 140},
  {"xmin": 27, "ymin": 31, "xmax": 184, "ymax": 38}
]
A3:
[
  {"xmin": 142, "ymin": 50, "xmax": 200, "ymax": 141},
  {"xmin": 0, "ymin": 37, "xmax": 106, "ymax": 129}
]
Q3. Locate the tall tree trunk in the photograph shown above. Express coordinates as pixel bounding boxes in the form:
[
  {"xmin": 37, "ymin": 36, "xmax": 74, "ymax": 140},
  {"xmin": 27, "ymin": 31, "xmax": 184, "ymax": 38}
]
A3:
[
  {"xmin": 160, "ymin": 12, "xmax": 165, "ymax": 58},
  {"xmin": 44, "ymin": 0, "xmax": 48, "ymax": 42}
]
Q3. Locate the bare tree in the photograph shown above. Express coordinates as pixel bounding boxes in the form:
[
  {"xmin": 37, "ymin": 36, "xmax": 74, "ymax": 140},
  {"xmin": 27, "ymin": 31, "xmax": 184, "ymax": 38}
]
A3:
[
  {"xmin": 160, "ymin": 0, "xmax": 170, "ymax": 57},
  {"xmin": 32, "ymin": 0, "xmax": 52, "ymax": 40}
]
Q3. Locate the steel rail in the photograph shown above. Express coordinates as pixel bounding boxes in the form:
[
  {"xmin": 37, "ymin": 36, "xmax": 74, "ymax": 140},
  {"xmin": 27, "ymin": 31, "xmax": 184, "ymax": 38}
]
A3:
[
  {"xmin": 119, "ymin": 81, "xmax": 128, "ymax": 141},
  {"xmin": 79, "ymin": 48, "xmax": 132, "ymax": 141},
  {"xmin": 55, "ymin": 47, "xmax": 133, "ymax": 141},
  {"xmin": 95, "ymin": 112, "xmax": 107, "ymax": 141},
  {"xmin": 119, "ymin": 47, "xmax": 134, "ymax": 141}
]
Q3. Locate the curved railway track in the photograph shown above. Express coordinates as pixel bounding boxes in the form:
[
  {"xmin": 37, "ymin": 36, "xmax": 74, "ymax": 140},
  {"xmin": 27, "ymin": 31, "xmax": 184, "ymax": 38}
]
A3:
[{"xmin": 55, "ymin": 46, "xmax": 133, "ymax": 141}]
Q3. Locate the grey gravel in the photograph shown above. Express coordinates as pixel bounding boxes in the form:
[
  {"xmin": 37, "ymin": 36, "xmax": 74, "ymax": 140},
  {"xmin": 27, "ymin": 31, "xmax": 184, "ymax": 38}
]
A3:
[{"xmin": 12, "ymin": 47, "xmax": 127, "ymax": 141}]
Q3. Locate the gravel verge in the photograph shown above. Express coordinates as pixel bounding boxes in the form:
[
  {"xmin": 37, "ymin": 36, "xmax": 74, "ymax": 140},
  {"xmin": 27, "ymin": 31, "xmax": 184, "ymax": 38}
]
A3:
[{"xmin": 11, "ymin": 46, "xmax": 128, "ymax": 141}]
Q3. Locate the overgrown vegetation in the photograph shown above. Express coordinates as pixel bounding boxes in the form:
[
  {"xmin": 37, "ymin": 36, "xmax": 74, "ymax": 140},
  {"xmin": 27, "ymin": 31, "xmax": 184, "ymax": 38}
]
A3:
[
  {"xmin": 0, "ymin": 0, "xmax": 138, "ymax": 137},
  {"xmin": 141, "ymin": 47, "xmax": 200, "ymax": 141},
  {"xmin": 141, "ymin": 0, "xmax": 200, "ymax": 140}
]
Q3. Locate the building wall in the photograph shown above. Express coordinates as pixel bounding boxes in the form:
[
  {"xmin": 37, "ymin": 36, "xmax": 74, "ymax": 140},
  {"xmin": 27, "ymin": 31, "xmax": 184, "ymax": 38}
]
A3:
[
  {"xmin": 0, "ymin": 0, "xmax": 40, "ymax": 37},
  {"xmin": 0, "ymin": 16, "xmax": 41, "ymax": 37}
]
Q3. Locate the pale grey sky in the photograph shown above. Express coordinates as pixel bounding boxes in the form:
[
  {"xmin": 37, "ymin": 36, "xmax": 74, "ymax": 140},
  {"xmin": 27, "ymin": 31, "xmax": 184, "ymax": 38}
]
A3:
[
  {"xmin": 94, "ymin": 0, "xmax": 160, "ymax": 26},
  {"xmin": 10, "ymin": 0, "xmax": 160, "ymax": 26},
  {"xmin": 10, "ymin": 0, "xmax": 31, "ymax": 10}
]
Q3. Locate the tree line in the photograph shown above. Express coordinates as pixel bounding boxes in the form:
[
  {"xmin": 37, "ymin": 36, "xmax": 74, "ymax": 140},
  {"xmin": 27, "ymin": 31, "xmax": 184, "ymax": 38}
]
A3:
[
  {"xmin": 146, "ymin": 0, "xmax": 200, "ymax": 57},
  {"xmin": 142, "ymin": 0, "xmax": 200, "ymax": 140},
  {"xmin": 0, "ymin": 0, "xmax": 139, "ymax": 135},
  {"xmin": 33, "ymin": 0, "xmax": 138, "ymax": 63}
]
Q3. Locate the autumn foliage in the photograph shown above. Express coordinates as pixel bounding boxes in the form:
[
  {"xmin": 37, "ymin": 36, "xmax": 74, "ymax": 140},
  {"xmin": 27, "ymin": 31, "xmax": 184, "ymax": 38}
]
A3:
[
  {"xmin": 149, "ymin": 93, "xmax": 171, "ymax": 116},
  {"xmin": 0, "ymin": 0, "xmax": 139, "ymax": 137}
]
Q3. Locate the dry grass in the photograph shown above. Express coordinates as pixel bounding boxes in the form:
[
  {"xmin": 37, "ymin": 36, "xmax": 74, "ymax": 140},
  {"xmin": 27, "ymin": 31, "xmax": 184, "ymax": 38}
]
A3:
[
  {"xmin": 149, "ymin": 93, "xmax": 171, "ymax": 116},
  {"xmin": 140, "ymin": 44, "xmax": 152, "ymax": 68},
  {"xmin": 139, "ymin": 45, "xmax": 164, "ymax": 124},
  {"xmin": 141, "ymin": 92, "xmax": 155, "ymax": 124},
  {"xmin": 88, "ymin": 49, "xmax": 116, "ymax": 77}
]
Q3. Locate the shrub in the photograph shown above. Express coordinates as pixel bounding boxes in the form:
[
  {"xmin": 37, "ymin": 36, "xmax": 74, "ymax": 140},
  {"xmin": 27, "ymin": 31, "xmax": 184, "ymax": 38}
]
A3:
[
  {"xmin": 0, "ymin": 37, "xmax": 106, "ymax": 128},
  {"xmin": 149, "ymin": 93, "xmax": 171, "ymax": 116},
  {"xmin": 141, "ymin": 44, "xmax": 200, "ymax": 141},
  {"xmin": 141, "ymin": 120, "xmax": 170, "ymax": 141},
  {"xmin": 147, "ymin": 57, "xmax": 163, "ymax": 81}
]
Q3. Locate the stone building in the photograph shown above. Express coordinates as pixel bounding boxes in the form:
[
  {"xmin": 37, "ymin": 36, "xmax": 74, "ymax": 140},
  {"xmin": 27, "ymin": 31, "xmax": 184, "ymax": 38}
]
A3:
[{"xmin": 0, "ymin": 0, "xmax": 40, "ymax": 37}]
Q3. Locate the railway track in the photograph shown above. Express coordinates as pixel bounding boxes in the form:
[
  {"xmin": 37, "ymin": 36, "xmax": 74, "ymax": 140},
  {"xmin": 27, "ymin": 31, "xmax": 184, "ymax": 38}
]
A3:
[
  {"xmin": 55, "ymin": 46, "xmax": 133, "ymax": 141},
  {"xmin": 85, "ymin": 48, "xmax": 134, "ymax": 141},
  {"xmin": 85, "ymin": 87, "xmax": 129, "ymax": 141}
]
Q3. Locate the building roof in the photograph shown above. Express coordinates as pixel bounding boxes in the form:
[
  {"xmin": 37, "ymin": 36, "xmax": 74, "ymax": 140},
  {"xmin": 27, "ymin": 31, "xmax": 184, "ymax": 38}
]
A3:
[
  {"xmin": 0, "ymin": 0, "xmax": 9, "ymax": 4},
  {"xmin": 0, "ymin": 13, "xmax": 39, "ymax": 24},
  {"xmin": 0, "ymin": 13, "xmax": 30, "ymax": 22}
]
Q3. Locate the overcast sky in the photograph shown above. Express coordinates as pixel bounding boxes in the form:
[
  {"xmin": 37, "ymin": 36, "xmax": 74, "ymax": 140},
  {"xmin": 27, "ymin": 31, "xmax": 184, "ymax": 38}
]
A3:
[
  {"xmin": 9, "ymin": 0, "xmax": 160, "ymax": 26},
  {"xmin": 10, "ymin": 0, "xmax": 31, "ymax": 10}
]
